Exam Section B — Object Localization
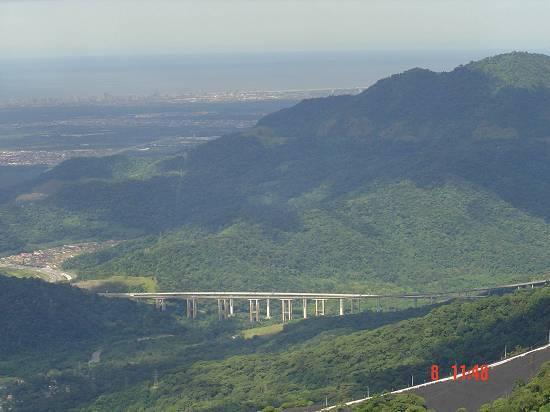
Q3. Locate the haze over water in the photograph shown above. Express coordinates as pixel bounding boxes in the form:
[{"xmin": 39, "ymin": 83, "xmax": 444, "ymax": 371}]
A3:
[{"xmin": 0, "ymin": 50, "xmax": 504, "ymax": 102}]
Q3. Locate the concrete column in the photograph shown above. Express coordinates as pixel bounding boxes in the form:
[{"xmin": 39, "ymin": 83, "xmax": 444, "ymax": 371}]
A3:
[
  {"xmin": 281, "ymin": 299, "xmax": 293, "ymax": 323},
  {"xmin": 218, "ymin": 299, "xmax": 230, "ymax": 320},
  {"xmin": 315, "ymin": 299, "xmax": 325, "ymax": 316},
  {"xmin": 376, "ymin": 296, "xmax": 382, "ymax": 312},
  {"xmin": 249, "ymin": 299, "xmax": 260, "ymax": 322},
  {"xmin": 155, "ymin": 298, "xmax": 166, "ymax": 311},
  {"xmin": 229, "ymin": 298, "xmax": 234, "ymax": 316},
  {"xmin": 303, "ymin": 298, "xmax": 307, "ymax": 319},
  {"xmin": 266, "ymin": 299, "xmax": 271, "ymax": 319},
  {"xmin": 414, "ymin": 297, "xmax": 418, "ymax": 308},
  {"xmin": 350, "ymin": 299, "xmax": 354, "ymax": 314},
  {"xmin": 186, "ymin": 298, "xmax": 197, "ymax": 319},
  {"xmin": 288, "ymin": 299, "xmax": 293, "ymax": 321},
  {"xmin": 339, "ymin": 298, "xmax": 344, "ymax": 316}
]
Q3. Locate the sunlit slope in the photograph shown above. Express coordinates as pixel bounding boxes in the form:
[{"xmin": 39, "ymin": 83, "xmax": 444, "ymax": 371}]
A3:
[
  {"xmin": 66, "ymin": 181, "xmax": 550, "ymax": 292},
  {"xmin": 79, "ymin": 289, "xmax": 550, "ymax": 411},
  {"xmin": 4, "ymin": 52, "xmax": 550, "ymax": 291}
]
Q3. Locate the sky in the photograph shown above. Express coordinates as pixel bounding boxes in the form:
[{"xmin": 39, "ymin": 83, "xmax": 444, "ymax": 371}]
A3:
[{"xmin": 1, "ymin": 0, "xmax": 550, "ymax": 58}]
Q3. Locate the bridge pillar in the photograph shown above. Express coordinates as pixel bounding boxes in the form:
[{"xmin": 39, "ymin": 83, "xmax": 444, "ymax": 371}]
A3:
[
  {"xmin": 218, "ymin": 299, "xmax": 230, "ymax": 320},
  {"xmin": 354, "ymin": 299, "xmax": 360, "ymax": 313},
  {"xmin": 155, "ymin": 298, "xmax": 166, "ymax": 311},
  {"xmin": 249, "ymin": 299, "xmax": 260, "ymax": 322},
  {"xmin": 339, "ymin": 298, "xmax": 344, "ymax": 316},
  {"xmin": 315, "ymin": 299, "xmax": 325, "ymax": 316},
  {"xmin": 303, "ymin": 298, "xmax": 307, "ymax": 319},
  {"xmin": 229, "ymin": 298, "xmax": 234, "ymax": 316},
  {"xmin": 376, "ymin": 296, "xmax": 382, "ymax": 312},
  {"xmin": 186, "ymin": 298, "xmax": 197, "ymax": 319},
  {"xmin": 281, "ymin": 299, "xmax": 293, "ymax": 323},
  {"xmin": 414, "ymin": 297, "xmax": 418, "ymax": 308},
  {"xmin": 266, "ymin": 299, "xmax": 271, "ymax": 319}
]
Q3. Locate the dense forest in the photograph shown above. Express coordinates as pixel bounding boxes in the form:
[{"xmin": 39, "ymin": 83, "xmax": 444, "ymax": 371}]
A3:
[
  {"xmin": 4, "ymin": 53, "xmax": 550, "ymax": 410},
  {"xmin": 2, "ymin": 53, "xmax": 550, "ymax": 294},
  {"xmin": 3, "ymin": 276, "xmax": 547, "ymax": 411},
  {"xmin": 0, "ymin": 275, "xmax": 181, "ymax": 355}
]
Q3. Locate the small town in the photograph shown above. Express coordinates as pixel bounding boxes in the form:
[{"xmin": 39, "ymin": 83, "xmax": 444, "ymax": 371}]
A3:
[{"xmin": 0, "ymin": 241, "xmax": 119, "ymax": 272}]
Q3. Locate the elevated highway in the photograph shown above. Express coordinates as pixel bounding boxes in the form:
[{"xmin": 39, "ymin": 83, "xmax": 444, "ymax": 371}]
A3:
[{"xmin": 101, "ymin": 279, "xmax": 549, "ymax": 322}]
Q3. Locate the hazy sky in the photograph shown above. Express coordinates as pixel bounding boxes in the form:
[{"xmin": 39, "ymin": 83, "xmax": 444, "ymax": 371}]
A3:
[{"xmin": 1, "ymin": 0, "xmax": 550, "ymax": 58}]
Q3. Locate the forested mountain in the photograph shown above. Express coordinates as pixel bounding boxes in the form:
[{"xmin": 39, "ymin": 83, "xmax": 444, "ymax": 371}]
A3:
[
  {"xmin": 0, "ymin": 275, "xmax": 180, "ymax": 355},
  {"xmin": 67, "ymin": 290, "xmax": 550, "ymax": 411},
  {"xmin": 2, "ymin": 273, "xmax": 548, "ymax": 411},
  {"xmin": 3, "ymin": 52, "xmax": 550, "ymax": 292}
]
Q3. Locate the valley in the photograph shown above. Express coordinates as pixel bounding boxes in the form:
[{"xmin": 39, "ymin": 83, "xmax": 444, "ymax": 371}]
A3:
[{"xmin": 3, "ymin": 52, "xmax": 550, "ymax": 411}]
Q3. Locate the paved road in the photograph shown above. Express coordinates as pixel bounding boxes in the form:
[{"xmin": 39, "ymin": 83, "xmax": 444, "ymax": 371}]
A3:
[
  {"xmin": 321, "ymin": 343, "xmax": 550, "ymax": 411},
  {"xmin": 411, "ymin": 344, "xmax": 550, "ymax": 412}
]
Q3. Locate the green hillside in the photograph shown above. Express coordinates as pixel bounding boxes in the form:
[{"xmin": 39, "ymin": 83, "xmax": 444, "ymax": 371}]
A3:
[
  {"xmin": 2, "ymin": 274, "xmax": 548, "ymax": 411},
  {"xmin": 3, "ymin": 52, "xmax": 550, "ymax": 293},
  {"xmin": 0, "ymin": 273, "xmax": 430, "ymax": 411},
  {"xmin": 0, "ymin": 275, "xmax": 179, "ymax": 356},
  {"xmin": 470, "ymin": 51, "xmax": 550, "ymax": 89},
  {"xmin": 75, "ymin": 289, "xmax": 550, "ymax": 411},
  {"xmin": 66, "ymin": 181, "xmax": 550, "ymax": 292}
]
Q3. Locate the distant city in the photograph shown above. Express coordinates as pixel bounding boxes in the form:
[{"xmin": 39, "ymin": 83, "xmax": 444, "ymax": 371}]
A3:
[{"xmin": 0, "ymin": 87, "xmax": 365, "ymax": 109}]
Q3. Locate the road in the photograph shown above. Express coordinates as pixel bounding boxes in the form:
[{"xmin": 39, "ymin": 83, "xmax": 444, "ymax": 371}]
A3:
[{"xmin": 321, "ymin": 343, "xmax": 550, "ymax": 411}]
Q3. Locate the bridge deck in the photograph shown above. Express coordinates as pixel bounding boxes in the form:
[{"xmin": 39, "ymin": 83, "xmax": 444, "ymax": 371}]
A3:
[{"xmin": 100, "ymin": 279, "xmax": 549, "ymax": 301}]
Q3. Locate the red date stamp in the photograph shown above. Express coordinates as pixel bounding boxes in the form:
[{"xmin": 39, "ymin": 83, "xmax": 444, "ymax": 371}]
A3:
[{"xmin": 431, "ymin": 364, "xmax": 489, "ymax": 381}]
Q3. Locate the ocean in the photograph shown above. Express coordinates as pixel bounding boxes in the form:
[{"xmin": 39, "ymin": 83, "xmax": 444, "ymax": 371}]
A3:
[{"xmin": 0, "ymin": 50, "xmax": 506, "ymax": 102}]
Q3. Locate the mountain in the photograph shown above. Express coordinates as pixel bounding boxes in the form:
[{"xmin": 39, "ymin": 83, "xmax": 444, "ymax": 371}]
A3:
[
  {"xmin": 2, "ymin": 273, "xmax": 548, "ymax": 411},
  {"xmin": 258, "ymin": 51, "xmax": 550, "ymax": 141},
  {"xmin": 65, "ymin": 289, "xmax": 550, "ymax": 411},
  {"xmin": 0, "ymin": 275, "xmax": 179, "ymax": 356},
  {"xmin": 4, "ymin": 52, "xmax": 550, "ymax": 292},
  {"xmin": 0, "ymin": 272, "xmax": 428, "ymax": 411}
]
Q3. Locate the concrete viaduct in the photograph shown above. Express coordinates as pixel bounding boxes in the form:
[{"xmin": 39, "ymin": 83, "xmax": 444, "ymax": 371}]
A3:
[{"xmin": 101, "ymin": 279, "xmax": 549, "ymax": 323}]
